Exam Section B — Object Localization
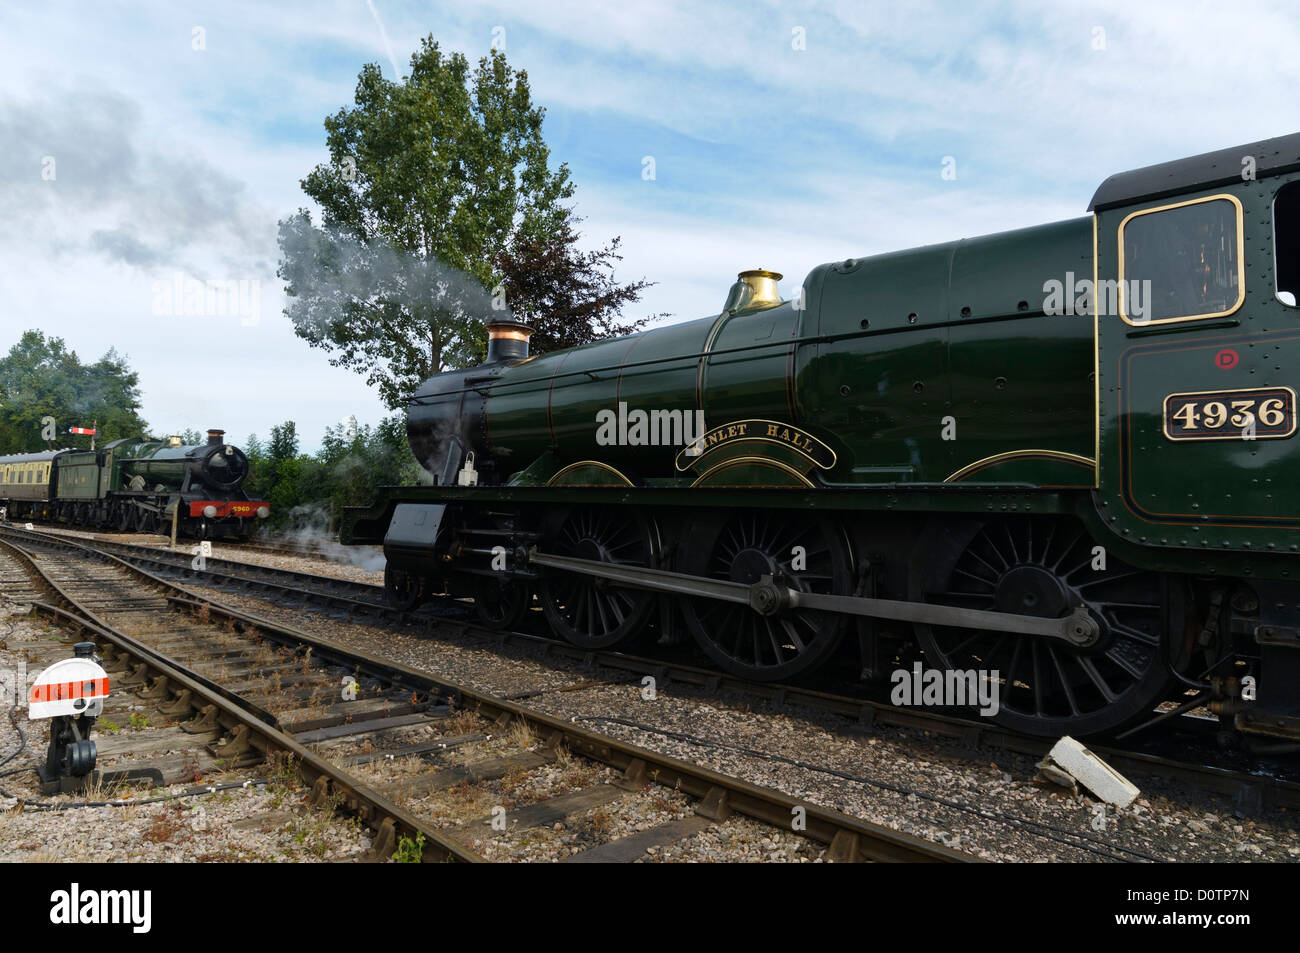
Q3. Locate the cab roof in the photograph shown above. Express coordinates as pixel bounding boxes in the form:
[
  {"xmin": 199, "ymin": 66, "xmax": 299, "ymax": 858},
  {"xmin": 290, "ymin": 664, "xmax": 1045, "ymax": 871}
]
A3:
[{"xmin": 1089, "ymin": 132, "xmax": 1300, "ymax": 212}]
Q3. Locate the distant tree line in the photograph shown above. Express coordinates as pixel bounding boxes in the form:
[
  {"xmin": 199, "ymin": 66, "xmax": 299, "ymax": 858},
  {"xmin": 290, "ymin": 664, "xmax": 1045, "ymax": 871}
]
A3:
[
  {"xmin": 242, "ymin": 417, "xmax": 424, "ymax": 532},
  {"xmin": 1, "ymin": 331, "xmax": 421, "ymax": 532},
  {"xmin": 0, "ymin": 330, "xmax": 149, "ymax": 451}
]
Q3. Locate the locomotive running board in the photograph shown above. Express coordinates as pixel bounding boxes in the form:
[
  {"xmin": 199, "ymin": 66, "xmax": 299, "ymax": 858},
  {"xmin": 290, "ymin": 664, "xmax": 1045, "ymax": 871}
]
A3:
[{"xmin": 527, "ymin": 549, "xmax": 1100, "ymax": 646}]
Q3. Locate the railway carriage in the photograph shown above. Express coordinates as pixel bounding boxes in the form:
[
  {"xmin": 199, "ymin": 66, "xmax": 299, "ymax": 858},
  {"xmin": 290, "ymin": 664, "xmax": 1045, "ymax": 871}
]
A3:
[
  {"xmin": 0, "ymin": 430, "xmax": 269, "ymax": 539},
  {"xmin": 343, "ymin": 132, "xmax": 1300, "ymax": 743},
  {"xmin": 0, "ymin": 453, "xmax": 57, "ymax": 510}
]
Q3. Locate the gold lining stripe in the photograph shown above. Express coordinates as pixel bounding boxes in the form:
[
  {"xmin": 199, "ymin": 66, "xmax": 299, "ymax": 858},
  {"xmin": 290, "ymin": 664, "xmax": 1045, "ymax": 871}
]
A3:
[
  {"xmin": 546, "ymin": 460, "xmax": 635, "ymax": 487},
  {"xmin": 545, "ymin": 350, "xmax": 573, "ymax": 450},
  {"xmin": 695, "ymin": 311, "xmax": 730, "ymax": 417},
  {"xmin": 786, "ymin": 294, "xmax": 804, "ymax": 423},
  {"xmin": 690, "ymin": 455, "xmax": 815, "ymax": 488},
  {"xmin": 614, "ymin": 334, "xmax": 642, "ymax": 411},
  {"xmin": 1092, "ymin": 212, "xmax": 1100, "ymax": 488},
  {"xmin": 1116, "ymin": 193, "xmax": 1246, "ymax": 326},
  {"xmin": 944, "ymin": 449, "xmax": 1097, "ymax": 484}
]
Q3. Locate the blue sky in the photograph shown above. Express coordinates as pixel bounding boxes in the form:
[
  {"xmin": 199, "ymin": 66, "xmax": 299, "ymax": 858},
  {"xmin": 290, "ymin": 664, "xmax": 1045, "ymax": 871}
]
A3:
[{"xmin": 2, "ymin": 0, "xmax": 1298, "ymax": 450}]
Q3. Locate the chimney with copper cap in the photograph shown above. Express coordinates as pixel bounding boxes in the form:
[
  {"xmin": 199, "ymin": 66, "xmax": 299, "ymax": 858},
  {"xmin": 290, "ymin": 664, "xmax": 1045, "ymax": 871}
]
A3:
[
  {"xmin": 484, "ymin": 321, "xmax": 533, "ymax": 364},
  {"xmin": 722, "ymin": 269, "xmax": 784, "ymax": 314},
  {"xmin": 206, "ymin": 429, "xmax": 226, "ymax": 446}
]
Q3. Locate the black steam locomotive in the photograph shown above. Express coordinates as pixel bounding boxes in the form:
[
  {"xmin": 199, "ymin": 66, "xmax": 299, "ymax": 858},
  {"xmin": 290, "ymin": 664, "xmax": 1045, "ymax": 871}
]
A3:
[{"xmin": 0, "ymin": 429, "xmax": 269, "ymax": 539}]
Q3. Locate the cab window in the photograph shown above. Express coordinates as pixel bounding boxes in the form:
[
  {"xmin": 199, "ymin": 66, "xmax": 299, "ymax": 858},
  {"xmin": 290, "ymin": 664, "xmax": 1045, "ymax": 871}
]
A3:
[
  {"xmin": 1275, "ymin": 181, "xmax": 1300, "ymax": 307},
  {"xmin": 1119, "ymin": 194, "xmax": 1244, "ymax": 324}
]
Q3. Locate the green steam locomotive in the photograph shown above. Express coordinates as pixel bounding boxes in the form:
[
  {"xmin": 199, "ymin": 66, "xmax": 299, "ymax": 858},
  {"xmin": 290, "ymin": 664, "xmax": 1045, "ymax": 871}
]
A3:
[
  {"xmin": 0, "ymin": 430, "xmax": 269, "ymax": 539},
  {"xmin": 343, "ymin": 132, "xmax": 1300, "ymax": 741}
]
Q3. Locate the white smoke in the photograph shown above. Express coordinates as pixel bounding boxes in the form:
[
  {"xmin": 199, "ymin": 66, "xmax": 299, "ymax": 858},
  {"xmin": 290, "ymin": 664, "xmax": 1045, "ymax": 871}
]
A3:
[{"xmin": 271, "ymin": 502, "xmax": 386, "ymax": 573}]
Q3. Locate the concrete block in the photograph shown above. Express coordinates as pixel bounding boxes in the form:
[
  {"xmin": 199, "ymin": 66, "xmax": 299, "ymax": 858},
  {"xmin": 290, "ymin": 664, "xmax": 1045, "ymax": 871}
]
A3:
[{"xmin": 1044, "ymin": 735, "xmax": 1139, "ymax": 808}]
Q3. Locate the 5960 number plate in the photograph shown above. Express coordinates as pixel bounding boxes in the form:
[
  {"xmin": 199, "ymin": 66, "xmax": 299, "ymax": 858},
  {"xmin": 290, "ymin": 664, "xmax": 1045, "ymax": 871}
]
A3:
[{"xmin": 1163, "ymin": 386, "xmax": 1297, "ymax": 441}]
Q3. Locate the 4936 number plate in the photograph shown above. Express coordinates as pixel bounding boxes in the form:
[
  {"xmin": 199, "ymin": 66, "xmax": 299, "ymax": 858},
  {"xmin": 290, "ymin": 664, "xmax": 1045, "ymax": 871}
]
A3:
[{"xmin": 1163, "ymin": 386, "xmax": 1297, "ymax": 441}]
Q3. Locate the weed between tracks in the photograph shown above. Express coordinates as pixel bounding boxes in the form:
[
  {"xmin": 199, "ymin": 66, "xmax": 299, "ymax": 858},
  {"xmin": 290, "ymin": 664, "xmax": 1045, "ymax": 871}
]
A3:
[
  {"xmin": 142, "ymin": 805, "xmax": 190, "ymax": 845},
  {"xmin": 304, "ymin": 683, "xmax": 324, "ymax": 710},
  {"xmin": 446, "ymin": 709, "xmax": 478, "ymax": 735},
  {"xmin": 74, "ymin": 771, "xmax": 133, "ymax": 806},
  {"xmin": 497, "ymin": 767, "xmax": 534, "ymax": 809},
  {"xmin": 393, "ymin": 832, "xmax": 425, "ymax": 863},
  {"xmin": 287, "ymin": 789, "xmax": 351, "ymax": 859},
  {"xmin": 265, "ymin": 751, "xmax": 303, "ymax": 810},
  {"xmin": 506, "ymin": 720, "xmax": 536, "ymax": 751}
]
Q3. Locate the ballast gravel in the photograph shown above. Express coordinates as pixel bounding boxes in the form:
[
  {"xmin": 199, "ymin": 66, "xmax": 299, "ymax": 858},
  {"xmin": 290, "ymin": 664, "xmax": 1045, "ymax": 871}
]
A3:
[
  {"xmin": 167, "ymin": 554, "xmax": 1300, "ymax": 863},
  {"xmin": 4, "ymin": 538, "xmax": 1299, "ymax": 862}
]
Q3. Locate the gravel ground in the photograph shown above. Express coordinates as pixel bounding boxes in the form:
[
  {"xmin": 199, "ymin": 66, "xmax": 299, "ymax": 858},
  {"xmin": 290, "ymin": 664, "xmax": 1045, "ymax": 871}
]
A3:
[
  {"xmin": 0, "ymin": 599, "xmax": 372, "ymax": 862},
  {"xmin": 6, "ymin": 535, "xmax": 1300, "ymax": 863},
  {"xmin": 164, "ymin": 563, "xmax": 1300, "ymax": 863},
  {"xmin": 20, "ymin": 525, "xmax": 386, "ymax": 587}
]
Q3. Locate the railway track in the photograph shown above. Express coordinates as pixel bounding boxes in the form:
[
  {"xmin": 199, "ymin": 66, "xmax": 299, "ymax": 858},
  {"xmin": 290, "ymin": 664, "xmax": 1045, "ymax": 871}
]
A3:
[
  {"xmin": 8, "ymin": 522, "xmax": 1298, "ymax": 821},
  {"xmin": 0, "ymin": 527, "xmax": 970, "ymax": 862},
  {"xmin": 236, "ymin": 538, "xmax": 337, "ymax": 560}
]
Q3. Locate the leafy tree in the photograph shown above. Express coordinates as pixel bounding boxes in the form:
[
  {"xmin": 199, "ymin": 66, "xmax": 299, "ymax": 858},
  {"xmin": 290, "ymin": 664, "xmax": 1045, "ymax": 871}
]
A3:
[
  {"xmin": 259, "ymin": 421, "xmax": 303, "ymax": 514},
  {"xmin": 0, "ymin": 330, "xmax": 149, "ymax": 451},
  {"xmin": 243, "ymin": 433, "xmax": 269, "ymax": 499},
  {"xmin": 243, "ymin": 416, "xmax": 422, "ymax": 531},
  {"xmin": 496, "ymin": 211, "xmax": 661, "ymax": 353},
  {"xmin": 278, "ymin": 35, "xmax": 656, "ymax": 409},
  {"xmin": 267, "ymin": 455, "xmax": 308, "ymax": 522},
  {"xmin": 269, "ymin": 421, "xmax": 299, "ymax": 465}
]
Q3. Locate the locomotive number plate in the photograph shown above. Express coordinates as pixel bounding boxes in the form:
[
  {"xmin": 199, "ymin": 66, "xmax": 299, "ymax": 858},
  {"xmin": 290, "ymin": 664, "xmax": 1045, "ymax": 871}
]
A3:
[{"xmin": 1163, "ymin": 386, "xmax": 1297, "ymax": 441}]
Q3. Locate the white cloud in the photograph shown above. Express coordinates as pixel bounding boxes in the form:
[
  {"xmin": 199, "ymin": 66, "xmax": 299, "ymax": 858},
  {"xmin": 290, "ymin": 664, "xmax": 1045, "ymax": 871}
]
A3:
[{"xmin": 1, "ymin": 0, "xmax": 1297, "ymax": 449}]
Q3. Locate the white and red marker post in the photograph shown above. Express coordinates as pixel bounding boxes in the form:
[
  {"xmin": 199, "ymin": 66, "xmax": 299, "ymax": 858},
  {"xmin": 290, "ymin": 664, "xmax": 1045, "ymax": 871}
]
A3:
[{"xmin": 27, "ymin": 642, "xmax": 109, "ymax": 793}]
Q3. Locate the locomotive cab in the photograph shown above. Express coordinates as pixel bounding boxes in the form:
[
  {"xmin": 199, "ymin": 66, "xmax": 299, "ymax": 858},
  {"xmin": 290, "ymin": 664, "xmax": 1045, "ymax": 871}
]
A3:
[{"xmin": 1091, "ymin": 133, "xmax": 1300, "ymax": 739}]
